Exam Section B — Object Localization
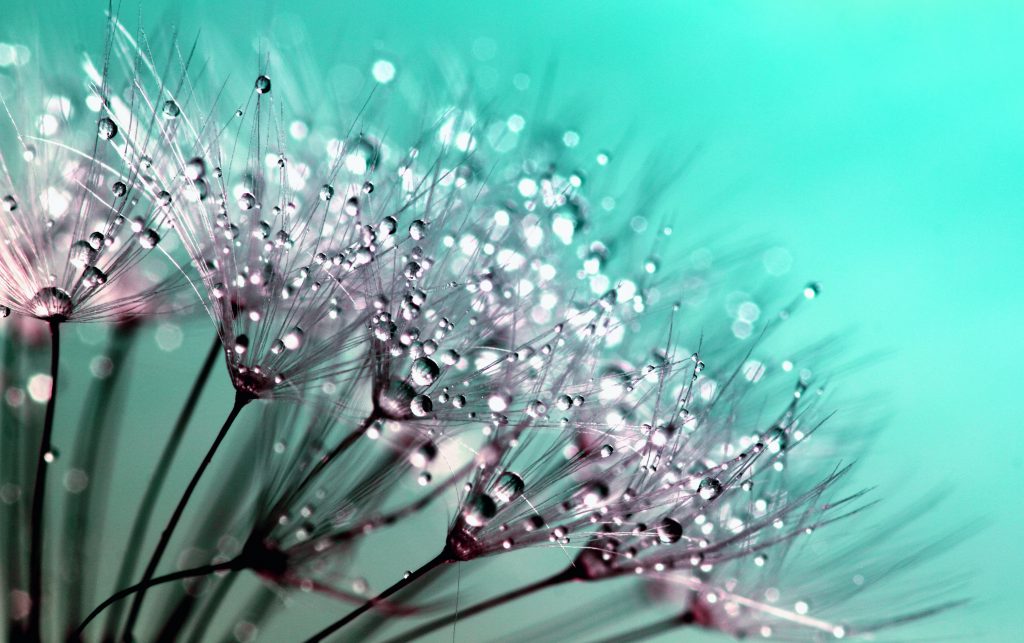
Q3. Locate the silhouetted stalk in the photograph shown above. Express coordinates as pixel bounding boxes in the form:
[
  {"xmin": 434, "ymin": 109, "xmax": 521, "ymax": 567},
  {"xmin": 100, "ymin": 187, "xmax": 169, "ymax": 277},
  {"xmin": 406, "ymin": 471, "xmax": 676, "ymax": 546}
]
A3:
[
  {"xmin": 103, "ymin": 335, "xmax": 220, "ymax": 638},
  {"xmin": 64, "ymin": 327, "xmax": 138, "ymax": 633},
  {"xmin": 75, "ymin": 558, "xmax": 240, "ymax": 637},
  {"xmin": 120, "ymin": 389, "xmax": 252, "ymax": 641},
  {"xmin": 1, "ymin": 331, "xmax": 24, "ymax": 642},
  {"xmin": 302, "ymin": 550, "xmax": 449, "ymax": 642},
  {"xmin": 27, "ymin": 320, "xmax": 60, "ymax": 641},
  {"xmin": 382, "ymin": 567, "xmax": 575, "ymax": 643}
]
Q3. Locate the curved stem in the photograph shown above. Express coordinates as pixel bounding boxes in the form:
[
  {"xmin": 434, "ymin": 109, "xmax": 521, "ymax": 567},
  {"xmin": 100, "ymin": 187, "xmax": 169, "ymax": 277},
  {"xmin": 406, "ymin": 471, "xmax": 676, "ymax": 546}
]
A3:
[
  {"xmin": 302, "ymin": 550, "xmax": 449, "ymax": 642},
  {"xmin": 103, "ymin": 335, "xmax": 220, "ymax": 638},
  {"xmin": 75, "ymin": 559, "xmax": 240, "ymax": 637},
  {"xmin": 27, "ymin": 320, "xmax": 60, "ymax": 641},
  {"xmin": 120, "ymin": 389, "xmax": 251, "ymax": 641},
  {"xmin": 382, "ymin": 566, "xmax": 574, "ymax": 643}
]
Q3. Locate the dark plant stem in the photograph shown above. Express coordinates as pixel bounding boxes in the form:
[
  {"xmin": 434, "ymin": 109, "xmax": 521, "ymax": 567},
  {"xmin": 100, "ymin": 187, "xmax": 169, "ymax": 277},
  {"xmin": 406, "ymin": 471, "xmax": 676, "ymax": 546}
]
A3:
[
  {"xmin": 120, "ymin": 389, "xmax": 252, "ymax": 641},
  {"xmin": 1, "ymin": 331, "xmax": 26, "ymax": 643},
  {"xmin": 75, "ymin": 558, "xmax": 240, "ymax": 637},
  {"xmin": 27, "ymin": 320, "xmax": 60, "ymax": 642},
  {"xmin": 302, "ymin": 550, "xmax": 449, "ymax": 642},
  {"xmin": 103, "ymin": 335, "xmax": 220, "ymax": 638},
  {"xmin": 382, "ymin": 566, "xmax": 575, "ymax": 643},
  {"xmin": 64, "ymin": 327, "xmax": 137, "ymax": 632}
]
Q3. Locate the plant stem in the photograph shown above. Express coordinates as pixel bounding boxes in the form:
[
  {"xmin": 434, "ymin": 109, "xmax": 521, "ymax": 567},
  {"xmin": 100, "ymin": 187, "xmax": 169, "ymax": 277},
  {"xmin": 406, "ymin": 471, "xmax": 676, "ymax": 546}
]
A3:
[
  {"xmin": 103, "ymin": 335, "xmax": 220, "ymax": 638},
  {"xmin": 120, "ymin": 389, "xmax": 251, "ymax": 641},
  {"xmin": 64, "ymin": 327, "xmax": 137, "ymax": 632},
  {"xmin": 27, "ymin": 320, "xmax": 60, "ymax": 641},
  {"xmin": 75, "ymin": 558, "xmax": 240, "ymax": 637},
  {"xmin": 302, "ymin": 550, "xmax": 449, "ymax": 642},
  {"xmin": 382, "ymin": 566, "xmax": 575, "ymax": 643}
]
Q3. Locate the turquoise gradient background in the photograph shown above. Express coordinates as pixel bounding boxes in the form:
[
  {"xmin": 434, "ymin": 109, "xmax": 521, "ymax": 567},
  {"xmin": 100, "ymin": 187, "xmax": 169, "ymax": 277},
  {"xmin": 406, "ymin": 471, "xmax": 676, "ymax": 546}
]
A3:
[{"xmin": 5, "ymin": 1, "xmax": 1022, "ymax": 641}]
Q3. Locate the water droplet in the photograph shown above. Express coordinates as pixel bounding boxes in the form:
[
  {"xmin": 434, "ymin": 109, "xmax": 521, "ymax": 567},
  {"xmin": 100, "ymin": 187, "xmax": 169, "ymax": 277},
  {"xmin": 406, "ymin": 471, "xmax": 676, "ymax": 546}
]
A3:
[
  {"xmin": 409, "ymin": 219, "xmax": 427, "ymax": 241},
  {"xmin": 803, "ymin": 282, "xmax": 821, "ymax": 299},
  {"xmin": 319, "ymin": 185, "xmax": 334, "ymax": 201},
  {"xmin": 580, "ymin": 481, "xmax": 609, "ymax": 508},
  {"xmin": 82, "ymin": 266, "xmax": 107, "ymax": 288},
  {"xmin": 463, "ymin": 494, "xmax": 497, "ymax": 527},
  {"xmin": 254, "ymin": 75, "xmax": 272, "ymax": 94},
  {"xmin": 409, "ymin": 442, "xmax": 437, "ymax": 469},
  {"xmin": 410, "ymin": 357, "xmax": 439, "ymax": 387},
  {"xmin": 111, "ymin": 181, "xmax": 127, "ymax": 197},
  {"xmin": 555, "ymin": 394, "xmax": 573, "ymax": 411},
  {"xmin": 525, "ymin": 400, "xmax": 547, "ymax": 418},
  {"xmin": 282, "ymin": 327, "xmax": 304, "ymax": 350},
  {"xmin": 492, "ymin": 471, "xmax": 524, "ymax": 504},
  {"xmin": 766, "ymin": 427, "xmax": 788, "ymax": 454},
  {"xmin": 162, "ymin": 100, "xmax": 181, "ymax": 119},
  {"xmin": 233, "ymin": 335, "xmax": 249, "ymax": 355},
  {"xmin": 238, "ymin": 192, "xmax": 256, "ymax": 211},
  {"xmin": 410, "ymin": 394, "xmax": 432, "ymax": 417},
  {"xmin": 70, "ymin": 241, "xmax": 97, "ymax": 268},
  {"xmin": 600, "ymin": 444, "xmax": 614, "ymax": 458},
  {"xmin": 657, "ymin": 518, "xmax": 683, "ymax": 544},
  {"xmin": 698, "ymin": 477, "xmax": 722, "ymax": 501},
  {"xmin": 30, "ymin": 287, "xmax": 72, "ymax": 320},
  {"xmin": 97, "ymin": 117, "xmax": 117, "ymax": 140},
  {"xmin": 139, "ymin": 229, "xmax": 160, "ymax": 249},
  {"xmin": 1, "ymin": 195, "xmax": 16, "ymax": 211}
]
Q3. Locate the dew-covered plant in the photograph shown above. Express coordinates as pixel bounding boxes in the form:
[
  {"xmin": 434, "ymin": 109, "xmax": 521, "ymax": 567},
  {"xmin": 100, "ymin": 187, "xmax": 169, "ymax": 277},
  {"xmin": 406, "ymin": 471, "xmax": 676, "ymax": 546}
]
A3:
[{"xmin": 0, "ymin": 12, "xmax": 963, "ymax": 643}]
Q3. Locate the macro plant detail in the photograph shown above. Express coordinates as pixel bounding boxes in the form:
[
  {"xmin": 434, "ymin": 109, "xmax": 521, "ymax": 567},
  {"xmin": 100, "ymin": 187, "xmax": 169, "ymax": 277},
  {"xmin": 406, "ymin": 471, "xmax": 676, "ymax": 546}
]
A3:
[{"xmin": 0, "ymin": 11, "xmax": 966, "ymax": 643}]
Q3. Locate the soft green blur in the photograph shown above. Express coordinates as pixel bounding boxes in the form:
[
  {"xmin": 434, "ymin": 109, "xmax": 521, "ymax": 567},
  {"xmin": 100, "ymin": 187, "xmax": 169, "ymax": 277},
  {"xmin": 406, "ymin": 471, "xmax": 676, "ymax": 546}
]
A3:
[{"xmin": 5, "ymin": 1, "xmax": 1022, "ymax": 641}]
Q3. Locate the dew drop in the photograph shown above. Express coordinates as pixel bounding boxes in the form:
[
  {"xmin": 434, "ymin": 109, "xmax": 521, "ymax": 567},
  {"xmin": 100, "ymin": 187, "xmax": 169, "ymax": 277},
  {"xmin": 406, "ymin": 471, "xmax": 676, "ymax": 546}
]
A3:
[
  {"xmin": 70, "ymin": 241, "xmax": 97, "ymax": 268},
  {"xmin": 82, "ymin": 266, "xmax": 107, "ymax": 288},
  {"xmin": 409, "ymin": 219, "xmax": 427, "ymax": 241},
  {"xmin": 463, "ymin": 494, "xmax": 497, "ymax": 528},
  {"xmin": 254, "ymin": 75, "xmax": 272, "ymax": 94},
  {"xmin": 410, "ymin": 357, "xmax": 439, "ymax": 387},
  {"xmin": 281, "ymin": 327, "xmax": 304, "ymax": 351},
  {"xmin": 657, "ymin": 518, "xmax": 683, "ymax": 544},
  {"xmin": 111, "ymin": 181, "xmax": 127, "ymax": 197},
  {"xmin": 319, "ymin": 184, "xmax": 334, "ymax": 201},
  {"xmin": 492, "ymin": 471, "xmax": 524, "ymax": 504},
  {"xmin": 97, "ymin": 117, "xmax": 117, "ymax": 140},
  {"xmin": 410, "ymin": 394, "xmax": 432, "ymax": 417},
  {"xmin": 162, "ymin": 100, "xmax": 181, "ymax": 119},
  {"xmin": 238, "ymin": 192, "xmax": 256, "ymax": 211},
  {"xmin": 698, "ymin": 477, "xmax": 722, "ymax": 501},
  {"xmin": 1, "ymin": 195, "xmax": 16, "ymax": 211}
]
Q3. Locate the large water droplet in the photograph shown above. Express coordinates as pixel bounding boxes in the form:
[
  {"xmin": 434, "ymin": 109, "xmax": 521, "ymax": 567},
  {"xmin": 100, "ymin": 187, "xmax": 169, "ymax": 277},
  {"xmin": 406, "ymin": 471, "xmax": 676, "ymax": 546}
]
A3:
[
  {"xmin": 492, "ymin": 472, "xmax": 524, "ymax": 504},
  {"xmin": 463, "ymin": 494, "xmax": 497, "ymax": 528},
  {"xmin": 162, "ymin": 100, "xmax": 181, "ymax": 119},
  {"xmin": 657, "ymin": 518, "xmax": 683, "ymax": 544},
  {"xmin": 282, "ymin": 327, "xmax": 304, "ymax": 351},
  {"xmin": 410, "ymin": 394, "xmax": 432, "ymax": 417},
  {"xmin": 30, "ymin": 287, "xmax": 72, "ymax": 320},
  {"xmin": 254, "ymin": 75, "xmax": 272, "ymax": 94},
  {"xmin": 698, "ymin": 477, "xmax": 722, "ymax": 501},
  {"xmin": 410, "ymin": 357, "xmax": 439, "ymax": 387},
  {"xmin": 97, "ymin": 117, "xmax": 117, "ymax": 140}
]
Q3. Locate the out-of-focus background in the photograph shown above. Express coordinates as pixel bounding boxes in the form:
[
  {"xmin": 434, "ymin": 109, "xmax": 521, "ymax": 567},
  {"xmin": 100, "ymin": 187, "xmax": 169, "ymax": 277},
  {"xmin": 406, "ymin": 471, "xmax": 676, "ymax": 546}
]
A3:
[{"xmin": 4, "ymin": 1, "xmax": 1022, "ymax": 641}]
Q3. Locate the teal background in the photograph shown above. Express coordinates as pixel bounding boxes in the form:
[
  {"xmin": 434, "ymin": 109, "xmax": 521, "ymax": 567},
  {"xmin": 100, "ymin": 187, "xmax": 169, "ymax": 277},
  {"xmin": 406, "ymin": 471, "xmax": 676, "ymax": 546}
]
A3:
[{"xmin": 5, "ymin": 1, "xmax": 1023, "ymax": 641}]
